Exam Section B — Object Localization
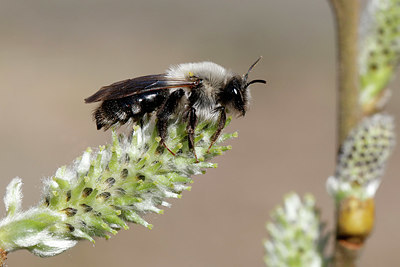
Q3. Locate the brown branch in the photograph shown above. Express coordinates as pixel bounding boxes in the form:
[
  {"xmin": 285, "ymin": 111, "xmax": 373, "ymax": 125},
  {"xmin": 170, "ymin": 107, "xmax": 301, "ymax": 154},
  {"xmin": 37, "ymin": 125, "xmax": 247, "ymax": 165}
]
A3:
[
  {"xmin": 328, "ymin": 0, "xmax": 366, "ymax": 266},
  {"xmin": 329, "ymin": 0, "xmax": 362, "ymax": 145}
]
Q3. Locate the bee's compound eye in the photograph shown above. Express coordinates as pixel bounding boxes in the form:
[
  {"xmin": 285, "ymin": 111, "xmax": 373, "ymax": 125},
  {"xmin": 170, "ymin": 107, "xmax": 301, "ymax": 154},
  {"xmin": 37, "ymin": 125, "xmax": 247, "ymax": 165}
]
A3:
[{"xmin": 232, "ymin": 87, "xmax": 240, "ymax": 95}]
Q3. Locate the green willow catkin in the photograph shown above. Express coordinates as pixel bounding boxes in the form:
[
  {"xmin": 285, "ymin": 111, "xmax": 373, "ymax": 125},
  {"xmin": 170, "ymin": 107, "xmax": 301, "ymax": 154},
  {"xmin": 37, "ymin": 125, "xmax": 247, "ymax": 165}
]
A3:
[
  {"xmin": 359, "ymin": 0, "xmax": 400, "ymax": 111},
  {"xmin": 327, "ymin": 113, "xmax": 395, "ymax": 200},
  {"xmin": 0, "ymin": 117, "xmax": 236, "ymax": 257},
  {"xmin": 264, "ymin": 193, "xmax": 328, "ymax": 267}
]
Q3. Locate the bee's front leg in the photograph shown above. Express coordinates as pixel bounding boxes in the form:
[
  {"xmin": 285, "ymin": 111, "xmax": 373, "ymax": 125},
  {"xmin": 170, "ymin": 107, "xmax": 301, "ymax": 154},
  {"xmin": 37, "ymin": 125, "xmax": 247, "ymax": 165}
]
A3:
[
  {"xmin": 207, "ymin": 106, "xmax": 226, "ymax": 152},
  {"xmin": 156, "ymin": 89, "xmax": 185, "ymax": 156}
]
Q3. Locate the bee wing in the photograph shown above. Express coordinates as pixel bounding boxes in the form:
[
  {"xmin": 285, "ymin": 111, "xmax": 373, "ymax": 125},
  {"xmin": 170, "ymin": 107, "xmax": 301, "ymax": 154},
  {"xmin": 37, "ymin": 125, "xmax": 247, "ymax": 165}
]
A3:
[{"xmin": 85, "ymin": 74, "xmax": 197, "ymax": 103}]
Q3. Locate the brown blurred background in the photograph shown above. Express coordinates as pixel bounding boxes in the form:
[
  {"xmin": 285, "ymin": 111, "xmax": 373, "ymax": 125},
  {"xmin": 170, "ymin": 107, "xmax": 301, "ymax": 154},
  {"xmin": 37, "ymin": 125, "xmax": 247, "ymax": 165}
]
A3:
[{"xmin": 0, "ymin": 0, "xmax": 399, "ymax": 266}]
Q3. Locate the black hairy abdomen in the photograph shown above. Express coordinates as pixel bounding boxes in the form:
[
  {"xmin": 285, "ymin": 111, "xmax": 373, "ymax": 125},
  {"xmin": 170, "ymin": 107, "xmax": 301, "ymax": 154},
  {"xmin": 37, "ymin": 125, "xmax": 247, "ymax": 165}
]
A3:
[{"xmin": 94, "ymin": 91, "xmax": 167, "ymax": 130}]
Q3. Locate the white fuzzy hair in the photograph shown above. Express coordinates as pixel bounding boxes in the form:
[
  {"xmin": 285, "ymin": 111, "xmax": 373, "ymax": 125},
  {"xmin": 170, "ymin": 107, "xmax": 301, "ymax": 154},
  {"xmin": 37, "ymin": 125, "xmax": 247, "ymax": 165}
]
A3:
[{"xmin": 166, "ymin": 62, "xmax": 243, "ymax": 122}]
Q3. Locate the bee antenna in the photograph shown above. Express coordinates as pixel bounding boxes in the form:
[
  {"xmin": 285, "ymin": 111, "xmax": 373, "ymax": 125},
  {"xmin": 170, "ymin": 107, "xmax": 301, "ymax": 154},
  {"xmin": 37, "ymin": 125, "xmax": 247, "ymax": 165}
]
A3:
[
  {"xmin": 243, "ymin": 56, "xmax": 263, "ymax": 84},
  {"xmin": 245, "ymin": 79, "xmax": 267, "ymax": 88}
]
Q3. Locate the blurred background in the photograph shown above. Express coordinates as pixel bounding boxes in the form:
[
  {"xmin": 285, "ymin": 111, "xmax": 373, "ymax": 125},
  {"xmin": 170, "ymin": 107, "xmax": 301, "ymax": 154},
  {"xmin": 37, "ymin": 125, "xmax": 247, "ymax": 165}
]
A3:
[{"xmin": 0, "ymin": 0, "xmax": 399, "ymax": 266}]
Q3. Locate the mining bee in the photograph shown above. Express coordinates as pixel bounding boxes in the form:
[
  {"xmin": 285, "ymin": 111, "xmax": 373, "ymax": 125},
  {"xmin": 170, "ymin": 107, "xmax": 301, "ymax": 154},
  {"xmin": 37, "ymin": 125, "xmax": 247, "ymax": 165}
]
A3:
[{"xmin": 85, "ymin": 58, "xmax": 266, "ymax": 159}]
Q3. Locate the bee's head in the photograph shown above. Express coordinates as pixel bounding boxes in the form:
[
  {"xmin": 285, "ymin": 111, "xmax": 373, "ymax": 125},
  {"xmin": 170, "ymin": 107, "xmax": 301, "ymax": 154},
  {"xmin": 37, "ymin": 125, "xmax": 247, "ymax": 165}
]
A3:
[{"xmin": 220, "ymin": 57, "xmax": 266, "ymax": 116}]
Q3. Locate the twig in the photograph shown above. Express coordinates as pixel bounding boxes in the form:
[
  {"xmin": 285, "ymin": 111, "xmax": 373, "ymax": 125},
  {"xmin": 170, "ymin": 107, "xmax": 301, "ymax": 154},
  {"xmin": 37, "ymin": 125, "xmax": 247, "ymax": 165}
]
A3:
[
  {"xmin": 329, "ymin": 0, "xmax": 362, "ymax": 145},
  {"xmin": 328, "ymin": 0, "xmax": 363, "ymax": 266}
]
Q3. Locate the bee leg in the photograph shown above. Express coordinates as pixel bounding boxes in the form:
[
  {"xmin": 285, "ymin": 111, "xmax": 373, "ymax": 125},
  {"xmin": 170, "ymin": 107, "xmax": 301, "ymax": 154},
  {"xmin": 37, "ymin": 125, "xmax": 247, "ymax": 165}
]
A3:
[
  {"xmin": 186, "ymin": 107, "xmax": 198, "ymax": 162},
  {"xmin": 207, "ymin": 106, "xmax": 226, "ymax": 153},
  {"xmin": 156, "ymin": 89, "xmax": 185, "ymax": 156},
  {"xmin": 157, "ymin": 113, "xmax": 175, "ymax": 156}
]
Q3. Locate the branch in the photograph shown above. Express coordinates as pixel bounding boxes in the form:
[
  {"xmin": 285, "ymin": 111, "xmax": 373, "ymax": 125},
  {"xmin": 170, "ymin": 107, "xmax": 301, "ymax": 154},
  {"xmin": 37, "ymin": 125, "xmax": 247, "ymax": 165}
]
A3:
[
  {"xmin": 329, "ymin": 0, "xmax": 362, "ymax": 145},
  {"xmin": 328, "ymin": 0, "xmax": 363, "ymax": 266},
  {"xmin": 329, "ymin": 0, "xmax": 400, "ymax": 266}
]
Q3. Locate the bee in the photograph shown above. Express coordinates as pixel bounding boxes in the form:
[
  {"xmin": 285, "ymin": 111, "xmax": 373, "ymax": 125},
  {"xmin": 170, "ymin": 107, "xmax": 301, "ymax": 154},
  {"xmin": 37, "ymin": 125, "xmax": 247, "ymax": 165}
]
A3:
[{"xmin": 85, "ymin": 58, "xmax": 266, "ymax": 159}]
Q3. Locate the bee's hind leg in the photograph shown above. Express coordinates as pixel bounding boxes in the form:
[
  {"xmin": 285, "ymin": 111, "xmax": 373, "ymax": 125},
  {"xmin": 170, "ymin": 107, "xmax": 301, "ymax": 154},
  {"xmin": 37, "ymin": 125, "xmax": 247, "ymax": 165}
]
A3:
[
  {"xmin": 207, "ymin": 106, "xmax": 226, "ymax": 153},
  {"xmin": 186, "ymin": 107, "xmax": 198, "ymax": 162},
  {"xmin": 156, "ymin": 89, "xmax": 185, "ymax": 156}
]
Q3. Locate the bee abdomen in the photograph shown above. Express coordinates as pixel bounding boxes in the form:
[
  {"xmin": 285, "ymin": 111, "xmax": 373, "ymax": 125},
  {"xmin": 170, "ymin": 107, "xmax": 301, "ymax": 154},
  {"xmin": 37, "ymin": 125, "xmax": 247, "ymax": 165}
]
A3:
[
  {"xmin": 94, "ymin": 99, "xmax": 133, "ymax": 130},
  {"xmin": 94, "ymin": 92, "xmax": 168, "ymax": 130}
]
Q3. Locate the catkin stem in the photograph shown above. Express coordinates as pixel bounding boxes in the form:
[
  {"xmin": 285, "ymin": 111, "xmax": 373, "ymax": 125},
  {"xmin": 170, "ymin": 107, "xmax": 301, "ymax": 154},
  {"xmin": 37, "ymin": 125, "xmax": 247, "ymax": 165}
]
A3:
[
  {"xmin": 330, "ymin": 0, "xmax": 362, "ymax": 146},
  {"xmin": 329, "ymin": 0, "xmax": 364, "ymax": 266}
]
